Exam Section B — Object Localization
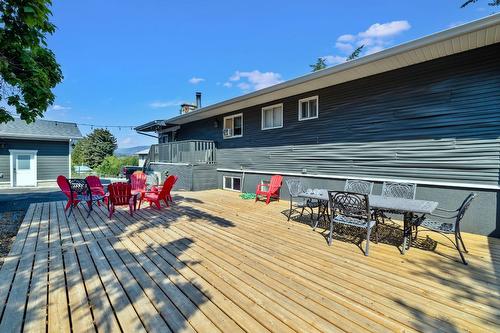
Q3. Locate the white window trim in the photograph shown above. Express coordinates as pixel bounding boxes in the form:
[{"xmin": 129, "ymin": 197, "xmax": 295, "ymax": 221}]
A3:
[
  {"xmin": 298, "ymin": 95, "xmax": 319, "ymax": 121},
  {"xmin": 261, "ymin": 103, "xmax": 284, "ymax": 130},
  {"xmin": 223, "ymin": 113, "xmax": 243, "ymax": 139},
  {"xmin": 222, "ymin": 175, "xmax": 242, "ymax": 192},
  {"xmin": 9, "ymin": 149, "xmax": 38, "ymax": 187}
]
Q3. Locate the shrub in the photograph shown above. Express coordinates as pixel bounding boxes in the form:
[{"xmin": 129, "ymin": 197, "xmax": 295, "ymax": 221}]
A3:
[{"xmin": 96, "ymin": 155, "xmax": 138, "ymax": 177}]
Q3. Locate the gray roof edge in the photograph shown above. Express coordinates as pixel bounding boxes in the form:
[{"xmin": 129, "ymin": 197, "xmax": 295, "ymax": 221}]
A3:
[{"xmin": 163, "ymin": 13, "xmax": 500, "ymax": 124}]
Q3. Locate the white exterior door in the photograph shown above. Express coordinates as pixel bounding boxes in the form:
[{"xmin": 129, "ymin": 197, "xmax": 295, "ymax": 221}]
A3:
[{"xmin": 10, "ymin": 150, "xmax": 37, "ymax": 187}]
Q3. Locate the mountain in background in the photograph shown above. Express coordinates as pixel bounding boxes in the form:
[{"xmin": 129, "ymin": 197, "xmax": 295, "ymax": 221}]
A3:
[{"xmin": 115, "ymin": 145, "xmax": 149, "ymax": 156}]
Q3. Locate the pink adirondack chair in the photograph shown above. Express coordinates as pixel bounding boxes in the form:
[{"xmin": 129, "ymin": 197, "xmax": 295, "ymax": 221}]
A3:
[
  {"xmin": 130, "ymin": 171, "xmax": 147, "ymax": 196},
  {"xmin": 255, "ymin": 175, "xmax": 283, "ymax": 204},
  {"xmin": 140, "ymin": 175, "xmax": 177, "ymax": 209},
  {"xmin": 85, "ymin": 175, "xmax": 106, "ymax": 206},
  {"xmin": 57, "ymin": 175, "xmax": 79, "ymax": 211},
  {"xmin": 107, "ymin": 182, "xmax": 135, "ymax": 218}
]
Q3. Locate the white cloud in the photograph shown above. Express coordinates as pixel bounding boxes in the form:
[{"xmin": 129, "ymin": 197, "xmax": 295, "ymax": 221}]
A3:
[
  {"xmin": 337, "ymin": 34, "xmax": 355, "ymax": 42},
  {"xmin": 222, "ymin": 82, "xmax": 232, "ymax": 88},
  {"xmin": 335, "ymin": 42, "xmax": 354, "ymax": 53},
  {"xmin": 323, "ymin": 55, "xmax": 345, "ymax": 66},
  {"xmin": 51, "ymin": 104, "xmax": 71, "ymax": 111},
  {"xmin": 188, "ymin": 77, "xmax": 205, "ymax": 84},
  {"xmin": 321, "ymin": 20, "xmax": 411, "ymax": 63},
  {"xmin": 149, "ymin": 100, "xmax": 182, "ymax": 108},
  {"xmin": 227, "ymin": 70, "xmax": 283, "ymax": 91},
  {"xmin": 359, "ymin": 20, "xmax": 410, "ymax": 38}
]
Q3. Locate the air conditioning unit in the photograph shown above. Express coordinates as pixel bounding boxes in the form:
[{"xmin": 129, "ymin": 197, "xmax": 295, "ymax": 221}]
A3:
[{"xmin": 223, "ymin": 128, "xmax": 232, "ymax": 137}]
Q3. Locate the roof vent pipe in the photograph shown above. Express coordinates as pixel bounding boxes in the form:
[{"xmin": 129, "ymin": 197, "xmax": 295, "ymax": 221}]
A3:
[{"xmin": 195, "ymin": 92, "xmax": 202, "ymax": 109}]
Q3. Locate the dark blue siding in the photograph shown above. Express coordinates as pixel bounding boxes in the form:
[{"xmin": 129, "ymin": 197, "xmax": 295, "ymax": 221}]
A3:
[
  {"xmin": 174, "ymin": 43, "xmax": 500, "ymax": 186},
  {"xmin": 0, "ymin": 139, "xmax": 69, "ymax": 183}
]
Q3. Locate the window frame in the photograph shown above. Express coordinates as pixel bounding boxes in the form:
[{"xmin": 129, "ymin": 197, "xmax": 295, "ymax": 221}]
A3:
[
  {"xmin": 222, "ymin": 176, "xmax": 242, "ymax": 192},
  {"xmin": 261, "ymin": 103, "xmax": 284, "ymax": 130},
  {"xmin": 223, "ymin": 113, "xmax": 243, "ymax": 139},
  {"xmin": 298, "ymin": 95, "xmax": 319, "ymax": 121}
]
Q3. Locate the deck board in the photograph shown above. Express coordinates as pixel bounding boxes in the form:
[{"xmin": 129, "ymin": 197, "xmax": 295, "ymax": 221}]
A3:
[{"xmin": 0, "ymin": 189, "xmax": 499, "ymax": 332}]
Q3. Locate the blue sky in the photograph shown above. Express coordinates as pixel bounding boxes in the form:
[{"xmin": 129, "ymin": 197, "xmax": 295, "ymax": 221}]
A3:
[{"xmin": 42, "ymin": 0, "xmax": 497, "ymax": 148}]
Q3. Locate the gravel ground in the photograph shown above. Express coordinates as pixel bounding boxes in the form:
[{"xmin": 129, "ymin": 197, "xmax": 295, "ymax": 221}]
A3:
[{"xmin": 0, "ymin": 187, "xmax": 66, "ymax": 267}]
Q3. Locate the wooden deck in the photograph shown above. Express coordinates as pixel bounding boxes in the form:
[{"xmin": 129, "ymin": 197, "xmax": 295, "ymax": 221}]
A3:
[{"xmin": 0, "ymin": 189, "xmax": 499, "ymax": 332}]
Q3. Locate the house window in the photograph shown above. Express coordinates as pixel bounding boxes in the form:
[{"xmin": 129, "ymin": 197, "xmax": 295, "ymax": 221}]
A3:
[
  {"xmin": 223, "ymin": 113, "xmax": 243, "ymax": 138},
  {"xmin": 223, "ymin": 176, "xmax": 241, "ymax": 191},
  {"xmin": 298, "ymin": 96, "xmax": 319, "ymax": 121},
  {"xmin": 261, "ymin": 103, "xmax": 283, "ymax": 130}
]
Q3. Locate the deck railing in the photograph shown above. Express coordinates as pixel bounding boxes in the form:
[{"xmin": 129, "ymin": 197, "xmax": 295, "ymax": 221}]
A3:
[{"xmin": 145, "ymin": 140, "xmax": 216, "ymax": 166}]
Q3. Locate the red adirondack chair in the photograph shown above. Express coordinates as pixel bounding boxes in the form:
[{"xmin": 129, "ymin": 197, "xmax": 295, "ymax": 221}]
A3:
[
  {"xmin": 255, "ymin": 175, "xmax": 283, "ymax": 204},
  {"xmin": 57, "ymin": 175, "xmax": 79, "ymax": 211},
  {"xmin": 140, "ymin": 175, "xmax": 177, "ymax": 209},
  {"xmin": 130, "ymin": 171, "xmax": 147, "ymax": 196},
  {"xmin": 107, "ymin": 182, "xmax": 135, "ymax": 218},
  {"xmin": 85, "ymin": 175, "xmax": 106, "ymax": 206}
]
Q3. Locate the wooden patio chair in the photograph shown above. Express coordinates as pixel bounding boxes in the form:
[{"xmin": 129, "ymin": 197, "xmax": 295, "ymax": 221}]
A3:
[
  {"xmin": 140, "ymin": 175, "xmax": 177, "ymax": 209},
  {"xmin": 107, "ymin": 182, "xmax": 135, "ymax": 218},
  {"xmin": 130, "ymin": 171, "xmax": 147, "ymax": 197},
  {"xmin": 85, "ymin": 175, "xmax": 107, "ymax": 206},
  {"xmin": 57, "ymin": 175, "xmax": 79, "ymax": 211},
  {"xmin": 255, "ymin": 175, "xmax": 283, "ymax": 205}
]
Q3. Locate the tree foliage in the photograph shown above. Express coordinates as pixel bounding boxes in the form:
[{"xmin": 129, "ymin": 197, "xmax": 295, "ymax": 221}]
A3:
[
  {"xmin": 346, "ymin": 45, "xmax": 364, "ymax": 61},
  {"xmin": 310, "ymin": 57, "xmax": 327, "ymax": 72},
  {"xmin": 71, "ymin": 138, "xmax": 86, "ymax": 166},
  {"xmin": 71, "ymin": 129, "xmax": 117, "ymax": 169},
  {"xmin": 0, "ymin": 0, "xmax": 63, "ymax": 123},
  {"xmin": 461, "ymin": 0, "xmax": 500, "ymax": 7},
  {"xmin": 96, "ymin": 155, "xmax": 138, "ymax": 177}
]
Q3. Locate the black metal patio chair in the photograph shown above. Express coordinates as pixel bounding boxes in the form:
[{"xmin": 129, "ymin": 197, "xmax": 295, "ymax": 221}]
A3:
[
  {"xmin": 284, "ymin": 178, "xmax": 318, "ymax": 221},
  {"xmin": 344, "ymin": 179, "xmax": 374, "ymax": 195},
  {"xmin": 381, "ymin": 181, "xmax": 417, "ymax": 200},
  {"xmin": 414, "ymin": 192, "xmax": 476, "ymax": 265},
  {"xmin": 376, "ymin": 181, "xmax": 418, "ymax": 229},
  {"xmin": 67, "ymin": 178, "xmax": 105, "ymax": 218},
  {"xmin": 328, "ymin": 191, "xmax": 378, "ymax": 256}
]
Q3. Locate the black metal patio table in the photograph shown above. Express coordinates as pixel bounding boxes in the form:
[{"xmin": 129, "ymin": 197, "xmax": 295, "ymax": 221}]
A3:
[
  {"xmin": 297, "ymin": 189, "xmax": 330, "ymax": 227},
  {"xmin": 68, "ymin": 178, "xmax": 105, "ymax": 218},
  {"xmin": 369, "ymin": 195, "xmax": 438, "ymax": 254},
  {"xmin": 298, "ymin": 189, "xmax": 439, "ymax": 254}
]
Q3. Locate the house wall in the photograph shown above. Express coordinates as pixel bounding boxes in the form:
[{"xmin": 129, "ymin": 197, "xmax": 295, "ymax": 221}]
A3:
[
  {"xmin": 176, "ymin": 44, "xmax": 500, "ymax": 186},
  {"xmin": 0, "ymin": 139, "xmax": 70, "ymax": 186},
  {"xmin": 170, "ymin": 43, "xmax": 500, "ymax": 237},
  {"xmin": 149, "ymin": 163, "xmax": 217, "ymax": 191}
]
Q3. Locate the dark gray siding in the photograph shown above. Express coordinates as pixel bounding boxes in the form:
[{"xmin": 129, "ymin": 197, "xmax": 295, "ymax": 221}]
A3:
[
  {"xmin": 150, "ymin": 163, "xmax": 217, "ymax": 191},
  {"xmin": 0, "ymin": 139, "xmax": 69, "ymax": 183},
  {"xmin": 176, "ymin": 43, "xmax": 500, "ymax": 187}
]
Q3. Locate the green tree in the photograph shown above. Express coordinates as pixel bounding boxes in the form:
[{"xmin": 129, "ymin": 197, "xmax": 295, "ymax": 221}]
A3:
[
  {"xmin": 0, "ymin": 0, "xmax": 63, "ymax": 123},
  {"xmin": 85, "ymin": 129, "xmax": 117, "ymax": 168},
  {"xmin": 346, "ymin": 45, "xmax": 364, "ymax": 61},
  {"xmin": 71, "ymin": 138, "xmax": 86, "ymax": 166},
  {"xmin": 461, "ymin": 0, "xmax": 499, "ymax": 7},
  {"xmin": 310, "ymin": 57, "xmax": 327, "ymax": 72}
]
